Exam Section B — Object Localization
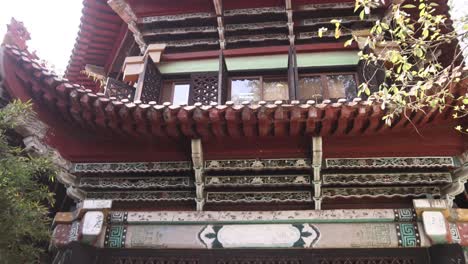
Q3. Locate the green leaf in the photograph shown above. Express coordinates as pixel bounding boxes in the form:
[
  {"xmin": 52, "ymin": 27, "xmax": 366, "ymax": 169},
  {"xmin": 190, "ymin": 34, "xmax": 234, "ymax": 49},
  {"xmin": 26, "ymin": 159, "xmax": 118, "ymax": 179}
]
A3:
[{"xmin": 402, "ymin": 4, "xmax": 417, "ymax": 8}]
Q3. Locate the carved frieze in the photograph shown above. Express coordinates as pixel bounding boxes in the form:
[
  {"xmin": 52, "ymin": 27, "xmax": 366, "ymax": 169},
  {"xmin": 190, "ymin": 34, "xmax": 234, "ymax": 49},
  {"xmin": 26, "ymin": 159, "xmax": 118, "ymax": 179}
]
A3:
[
  {"xmin": 86, "ymin": 191, "xmax": 195, "ymax": 201},
  {"xmin": 72, "ymin": 161, "xmax": 191, "ymax": 173},
  {"xmin": 227, "ymin": 34, "xmax": 288, "ymax": 43},
  {"xmin": 325, "ymin": 157, "xmax": 455, "ymax": 169},
  {"xmin": 79, "ymin": 177, "xmax": 191, "ymax": 189},
  {"xmin": 206, "ymin": 191, "xmax": 312, "ymax": 203},
  {"xmin": 301, "ymin": 15, "xmax": 378, "ymax": 26},
  {"xmin": 322, "ymin": 186, "xmax": 441, "ymax": 199},
  {"xmin": 225, "ymin": 22, "xmax": 287, "ymax": 32},
  {"xmin": 143, "ymin": 26, "xmax": 217, "ymax": 36},
  {"xmin": 140, "ymin": 12, "xmax": 215, "ymax": 24},
  {"xmin": 165, "ymin": 38, "xmax": 219, "ymax": 48},
  {"xmin": 297, "ymin": 2, "xmax": 355, "ymax": 11},
  {"xmin": 204, "ymin": 158, "xmax": 311, "ymax": 171},
  {"xmin": 322, "ymin": 172, "xmax": 452, "ymax": 185},
  {"xmin": 224, "ymin": 7, "xmax": 285, "ymax": 16},
  {"xmin": 205, "ymin": 175, "xmax": 311, "ymax": 187}
]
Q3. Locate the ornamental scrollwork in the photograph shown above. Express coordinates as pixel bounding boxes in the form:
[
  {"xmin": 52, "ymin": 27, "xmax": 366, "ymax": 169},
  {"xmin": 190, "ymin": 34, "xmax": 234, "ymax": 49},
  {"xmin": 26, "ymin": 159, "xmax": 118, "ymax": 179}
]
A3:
[
  {"xmin": 141, "ymin": 12, "xmax": 215, "ymax": 23},
  {"xmin": 224, "ymin": 7, "xmax": 285, "ymax": 16},
  {"xmin": 72, "ymin": 161, "xmax": 191, "ymax": 173},
  {"xmin": 79, "ymin": 177, "xmax": 191, "ymax": 189},
  {"xmin": 205, "ymin": 175, "xmax": 311, "ymax": 187},
  {"xmin": 322, "ymin": 186, "xmax": 440, "ymax": 199},
  {"xmin": 206, "ymin": 191, "xmax": 312, "ymax": 203},
  {"xmin": 204, "ymin": 158, "xmax": 311, "ymax": 171},
  {"xmin": 322, "ymin": 172, "xmax": 452, "ymax": 185},
  {"xmin": 325, "ymin": 157, "xmax": 455, "ymax": 169},
  {"xmin": 86, "ymin": 191, "xmax": 195, "ymax": 201}
]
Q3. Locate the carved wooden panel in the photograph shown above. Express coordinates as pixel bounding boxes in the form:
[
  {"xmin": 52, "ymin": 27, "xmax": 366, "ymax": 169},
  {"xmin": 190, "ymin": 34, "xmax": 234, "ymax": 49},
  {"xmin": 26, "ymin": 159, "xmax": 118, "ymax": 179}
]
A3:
[
  {"xmin": 105, "ymin": 78, "xmax": 136, "ymax": 101},
  {"xmin": 189, "ymin": 72, "xmax": 219, "ymax": 105},
  {"xmin": 140, "ymin": 57, "xmax": 162, "ymax": 103}
]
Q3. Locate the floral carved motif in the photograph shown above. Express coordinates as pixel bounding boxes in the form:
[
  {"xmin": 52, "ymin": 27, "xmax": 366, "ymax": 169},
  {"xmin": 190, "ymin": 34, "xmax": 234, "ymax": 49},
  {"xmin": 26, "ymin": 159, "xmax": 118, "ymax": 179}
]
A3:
[
  {"xmin": 79, "ymin": 177, "xmax": 191, "ymax": 189},
  {"xmin": 325, "ymin": 157, "xmax": 455, "ymax": 169},
  {"xmin": 72, "ymin": 161, "xmax": 191, "ymax": 173},
  {"xmin": 205, "ymin": 159, "xmax": 311, "ymax": 171},
  {"xmin": 206, "ymin": 191, "xmax": 312, "ymax": 203},
  {"xmin": 86, "ymin": 191, "xmax": 195, "ymax": 201},
  {"xmin": 322, "ymin": 187, "xmax": 440, "ymax": 199},
  {"xmin": 322, "ymin": 172, "xmax": 452, "ymax": 185},
  {"xmin": 205, "ymin": 175, "xmax": 311, "ymax": 187}
]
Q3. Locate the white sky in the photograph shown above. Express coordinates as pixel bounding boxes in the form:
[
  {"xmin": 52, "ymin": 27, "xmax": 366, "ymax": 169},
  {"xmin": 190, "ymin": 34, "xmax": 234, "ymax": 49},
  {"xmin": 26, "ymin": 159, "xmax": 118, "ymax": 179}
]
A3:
[{"xmin": 0, "ymin": 0, "xmax": 466, "ymax": 76}]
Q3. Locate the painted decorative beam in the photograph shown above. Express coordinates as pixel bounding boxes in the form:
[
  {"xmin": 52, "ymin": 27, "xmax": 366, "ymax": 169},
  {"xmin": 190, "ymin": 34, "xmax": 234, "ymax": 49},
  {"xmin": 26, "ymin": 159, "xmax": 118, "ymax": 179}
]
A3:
[
  {"xmin": 205, "ymin": 174, "xmax": 311, "ymax": 187},
  {"xmin": 206, "ymin": 191, "xmax": 312, "ymax": 203},
  {"xmin": 107, "ymin": 0, "xmax": 146, "ymax": 52},
  {"xmin": 322, "ymin": 186, "xmax": 441, "ymax": 199}
]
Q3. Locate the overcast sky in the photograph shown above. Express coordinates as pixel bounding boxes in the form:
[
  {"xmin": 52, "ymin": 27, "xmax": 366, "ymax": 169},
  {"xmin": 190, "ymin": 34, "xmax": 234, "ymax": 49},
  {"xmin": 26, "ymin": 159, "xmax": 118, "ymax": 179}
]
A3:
[{"xmin": 0, "ymin": 0, "xmax": 467, "ymax": 76}]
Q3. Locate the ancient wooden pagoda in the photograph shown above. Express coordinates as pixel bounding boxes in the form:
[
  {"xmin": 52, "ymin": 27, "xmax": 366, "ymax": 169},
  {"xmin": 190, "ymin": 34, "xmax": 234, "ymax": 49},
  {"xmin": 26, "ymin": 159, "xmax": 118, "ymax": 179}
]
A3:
[{"xmin": 0, "ymin": 0, "xmax": 467, "ymax": 263}]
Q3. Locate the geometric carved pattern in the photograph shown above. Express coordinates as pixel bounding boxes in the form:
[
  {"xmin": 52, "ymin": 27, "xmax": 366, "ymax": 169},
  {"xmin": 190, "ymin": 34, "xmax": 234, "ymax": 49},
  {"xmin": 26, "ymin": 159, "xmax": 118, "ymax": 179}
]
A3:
[
  {"xmin": 205, "ymin": 159, "xmax": 311, "ymax": 171},
  {"xmin": 105, "ymin": 225, "xmax": 127, "ymax": 248},
  {"xmin": 107, "ymin": 212, "xmax": 128, "ymax": 224},
  {"xmin": 394, "ymin": 209, "xmax": 417, "ymax": 222},
  {"xmin": 190, "ymin": 73, "xmax": 218, "ymax": 105},
  {"xmin": 104, "ymin": 78, "xmax": 136, "ymax": 101},
  {"xmin": 140, "ymin": 57, "xmax": 162, "ymax": 103},
  {"xmin": 396, "ymin": 223, "xmax": 421, "ymax": 247},
  {"xmin": 325, "ymin": 157, "xmax": 455, "ymax": 169},
  {"xmin": 322, "ymin": 172, "xmax": 452, "ymax": 185}
]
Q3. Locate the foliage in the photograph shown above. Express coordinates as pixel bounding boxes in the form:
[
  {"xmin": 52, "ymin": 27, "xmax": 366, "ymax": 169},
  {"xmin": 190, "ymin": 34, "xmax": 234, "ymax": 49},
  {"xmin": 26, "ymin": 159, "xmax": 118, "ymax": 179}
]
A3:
[
  {"xmin": 321, "ymin": 0, "xmax": 468, "ymax": 131},
  {"xmin": 0, "ymin": 100, "xmax": 56, "ymax": 263}
]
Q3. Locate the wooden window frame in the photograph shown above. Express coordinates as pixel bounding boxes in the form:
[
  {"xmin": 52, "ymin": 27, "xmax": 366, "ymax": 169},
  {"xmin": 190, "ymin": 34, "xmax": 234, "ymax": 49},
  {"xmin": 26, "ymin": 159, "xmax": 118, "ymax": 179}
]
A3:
[
  {"xmin": 228, "ymin": 75, "xmax": 289, "ymax": 102},
  {"xmin": 298, "ymin": 72, "xmax": 359, "ymax": 100},
  {"xmin": 161, "ymin": 80, "xmax": 191, "ymax": 104}
]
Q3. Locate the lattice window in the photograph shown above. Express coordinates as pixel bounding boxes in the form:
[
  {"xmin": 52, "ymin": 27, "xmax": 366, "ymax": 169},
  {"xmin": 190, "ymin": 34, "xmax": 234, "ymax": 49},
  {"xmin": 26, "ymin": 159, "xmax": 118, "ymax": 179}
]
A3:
[
  {"xmin": 189, "ymin": 73, "xmax": 219, "ymax": 105},
  {"xmin": 105, "ymin": 78, "xmax": 136, "ymax": 101},
  {"xmin": 111, "ymin": 257, "xmax": 199, "ymax": 264},
  {"xmin": 140, "ymin": 57, "xmax": 162, "ymax": 103}
]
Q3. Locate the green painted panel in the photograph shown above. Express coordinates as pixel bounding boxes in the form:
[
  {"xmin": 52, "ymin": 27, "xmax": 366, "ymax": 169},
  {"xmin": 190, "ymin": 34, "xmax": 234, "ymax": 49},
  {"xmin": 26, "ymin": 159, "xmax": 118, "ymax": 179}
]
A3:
[
  {"xmin": 297, "ymin": 51, "xmax": 359, "ymax": 67},
  {"xmin": 158, "ymin": 58, "xmax": 219, "ymax": 74},
  {"xmin": 226, "ymin": 54, "xmax": 288, "ymax": 71},
  {"xmin": 157, "ymin": 51, "xmax": 359, "ymax": 74}
]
